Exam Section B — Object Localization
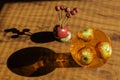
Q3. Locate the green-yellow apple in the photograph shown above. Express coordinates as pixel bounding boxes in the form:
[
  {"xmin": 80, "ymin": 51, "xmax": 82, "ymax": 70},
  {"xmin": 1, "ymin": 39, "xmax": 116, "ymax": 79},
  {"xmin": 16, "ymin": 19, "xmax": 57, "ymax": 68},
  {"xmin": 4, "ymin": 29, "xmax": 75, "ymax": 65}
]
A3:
[
  {"xmin": 77, "ymin": 28, "xmax": 94, "ymax": 41},
  {"xmin": 77, "ymin": 47, "xmax": 94, "ymax": 65},
  {"xmin": 96, "ymin": 42, "xmax": 112, "ymax": 60}
]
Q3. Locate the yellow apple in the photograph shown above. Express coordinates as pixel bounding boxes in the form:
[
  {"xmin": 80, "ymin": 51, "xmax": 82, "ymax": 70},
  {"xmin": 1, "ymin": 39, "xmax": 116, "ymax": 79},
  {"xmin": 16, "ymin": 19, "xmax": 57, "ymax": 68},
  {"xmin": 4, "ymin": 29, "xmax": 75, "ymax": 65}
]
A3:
[{"xmin": 96, "ymin": 42, "xmax": 112, "ymax": 60}]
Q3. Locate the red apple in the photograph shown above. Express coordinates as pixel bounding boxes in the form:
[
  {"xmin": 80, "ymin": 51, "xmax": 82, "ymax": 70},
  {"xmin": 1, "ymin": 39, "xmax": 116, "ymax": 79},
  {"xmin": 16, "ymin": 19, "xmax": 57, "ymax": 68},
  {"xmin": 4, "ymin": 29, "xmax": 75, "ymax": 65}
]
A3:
[{"xmin": 54, "ymin": 25, "xmax": 70, "ymax": 38}]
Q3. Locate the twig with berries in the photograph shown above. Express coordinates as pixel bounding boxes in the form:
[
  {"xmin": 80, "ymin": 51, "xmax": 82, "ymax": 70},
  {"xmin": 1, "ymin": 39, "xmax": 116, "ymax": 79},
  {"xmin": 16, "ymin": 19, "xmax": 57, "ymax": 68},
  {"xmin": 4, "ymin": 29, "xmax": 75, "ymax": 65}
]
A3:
[
  {"xmin": 55, "ymin": 5, "xmax": 66, "ymax": 28},
  {"xmin": 55, "ymin": 5, "xmax": 79, "ymax": 29}
]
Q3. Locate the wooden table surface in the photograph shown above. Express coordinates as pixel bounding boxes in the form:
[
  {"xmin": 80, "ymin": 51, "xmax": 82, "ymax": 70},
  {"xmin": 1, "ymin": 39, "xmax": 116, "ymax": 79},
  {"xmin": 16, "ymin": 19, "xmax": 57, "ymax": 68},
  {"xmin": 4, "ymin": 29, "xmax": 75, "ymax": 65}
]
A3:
[{"xmin": 0, "ymin": 0, "xmax": 120, "ymax": 80}]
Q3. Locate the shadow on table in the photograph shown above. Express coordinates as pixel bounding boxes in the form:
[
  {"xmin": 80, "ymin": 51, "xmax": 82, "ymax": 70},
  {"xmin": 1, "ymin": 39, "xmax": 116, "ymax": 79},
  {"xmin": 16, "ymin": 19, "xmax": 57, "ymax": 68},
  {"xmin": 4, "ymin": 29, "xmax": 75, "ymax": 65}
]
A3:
[
  {"xmin": 4, "ymin": 28, "xmax": 56, "ymax": 43},
  {"xmin": 30, "ymin": 31, "xmax": 56, "ymax": 43},
  {"xmin": 7, "ymin": 47, "xmax": 80, "ymax": 77}
]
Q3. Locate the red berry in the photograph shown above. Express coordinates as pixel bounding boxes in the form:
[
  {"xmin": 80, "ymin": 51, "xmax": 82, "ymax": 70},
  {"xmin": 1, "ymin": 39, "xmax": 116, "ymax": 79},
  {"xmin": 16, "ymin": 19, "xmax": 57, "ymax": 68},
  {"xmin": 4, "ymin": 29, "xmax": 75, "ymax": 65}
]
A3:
[
  {"xmin": 60, "ymin": 5, "xmax": 66, "ymax": 10},
  {"xmin": 70, "ymin": 10, "xmax": 76, "ymax": 15},
  {"xmin": 66, "ymin": 12, "xmax": 72, "ymax": 18},
  {"xmin": 73, "ymin": 8, "xmax": 79, "ymax": 13},
  {"xmin": 55, "ymin": 6, "xmax": 60, "ymax": 11},
  {"xmin": 65, "ymin": 7, "xmax": 71, "ymax": 12}
]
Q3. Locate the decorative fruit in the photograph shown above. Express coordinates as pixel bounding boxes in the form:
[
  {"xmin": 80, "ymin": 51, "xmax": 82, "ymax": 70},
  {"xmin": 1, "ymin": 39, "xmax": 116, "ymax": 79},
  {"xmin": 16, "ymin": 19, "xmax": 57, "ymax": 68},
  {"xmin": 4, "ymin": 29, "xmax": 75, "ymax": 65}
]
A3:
[
  {"xmin": 53, "ymin": 25, "xmax": 70, "ymax": 38},
  {"xmin": 77, "ymin": 47, "xmax": 94, "ymax": 65},
  {"xmin": 96, "ymin": 42, "xmax": 112, "ymax": 60},
  {"xmin": 60, "ymin": 32, "xmax": 71, "ymax": 42},
  {"xmin": 57, "ymin": 26, "xmax": 70, "ymax": 38},
  {"xmin": 54, "ymin": 5, "xmax": 79, "ymax": 42},
  {"xmin": 77, "ymin": 28, "xmax": 94, "ymax": 42}
]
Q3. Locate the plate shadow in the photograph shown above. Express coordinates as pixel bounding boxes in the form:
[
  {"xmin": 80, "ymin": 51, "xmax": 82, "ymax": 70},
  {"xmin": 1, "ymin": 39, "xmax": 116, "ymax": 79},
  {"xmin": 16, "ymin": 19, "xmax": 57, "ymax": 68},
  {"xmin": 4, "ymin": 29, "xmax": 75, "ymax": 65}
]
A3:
[
  {"xmin": 7, "ymin": 47, "xmax": 56, "ymax": 77},
  {"xmin": 7, "ymin": 47, "xmax": 80, "ymax": 77}
]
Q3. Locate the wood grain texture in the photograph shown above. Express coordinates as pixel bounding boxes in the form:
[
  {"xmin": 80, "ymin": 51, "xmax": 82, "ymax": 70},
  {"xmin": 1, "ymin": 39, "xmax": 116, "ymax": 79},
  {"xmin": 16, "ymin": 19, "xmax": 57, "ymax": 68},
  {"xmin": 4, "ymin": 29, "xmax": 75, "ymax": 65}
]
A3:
[{"xmin": 0, "ymin": 0, "xmax": 120, "ymax": 80}]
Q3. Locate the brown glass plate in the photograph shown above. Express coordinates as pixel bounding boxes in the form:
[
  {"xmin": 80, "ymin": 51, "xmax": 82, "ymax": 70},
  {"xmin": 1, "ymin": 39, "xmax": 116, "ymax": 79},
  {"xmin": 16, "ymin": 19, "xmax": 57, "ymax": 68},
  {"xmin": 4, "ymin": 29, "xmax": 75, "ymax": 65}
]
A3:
[{"xmin": 70, "ymin": 28, "xmax": 112, "ymax": 68}]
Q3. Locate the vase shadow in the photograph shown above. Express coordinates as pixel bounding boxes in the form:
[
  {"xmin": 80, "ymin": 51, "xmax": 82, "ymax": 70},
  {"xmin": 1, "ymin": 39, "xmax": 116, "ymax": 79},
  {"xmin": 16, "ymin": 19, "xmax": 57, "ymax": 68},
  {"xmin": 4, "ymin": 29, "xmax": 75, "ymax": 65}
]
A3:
[{"xmin": 30, "ymin": 31, "xmax": 56, "ymax": 43}]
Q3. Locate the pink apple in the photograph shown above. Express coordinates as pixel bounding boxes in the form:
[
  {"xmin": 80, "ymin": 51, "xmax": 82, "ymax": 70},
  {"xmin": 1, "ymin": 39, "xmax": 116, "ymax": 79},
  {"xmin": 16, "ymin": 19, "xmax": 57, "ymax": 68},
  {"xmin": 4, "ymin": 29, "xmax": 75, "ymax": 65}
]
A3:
[{"xmin": 54, "ymin": 25, "xmax": 70, "ymax": 38}]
